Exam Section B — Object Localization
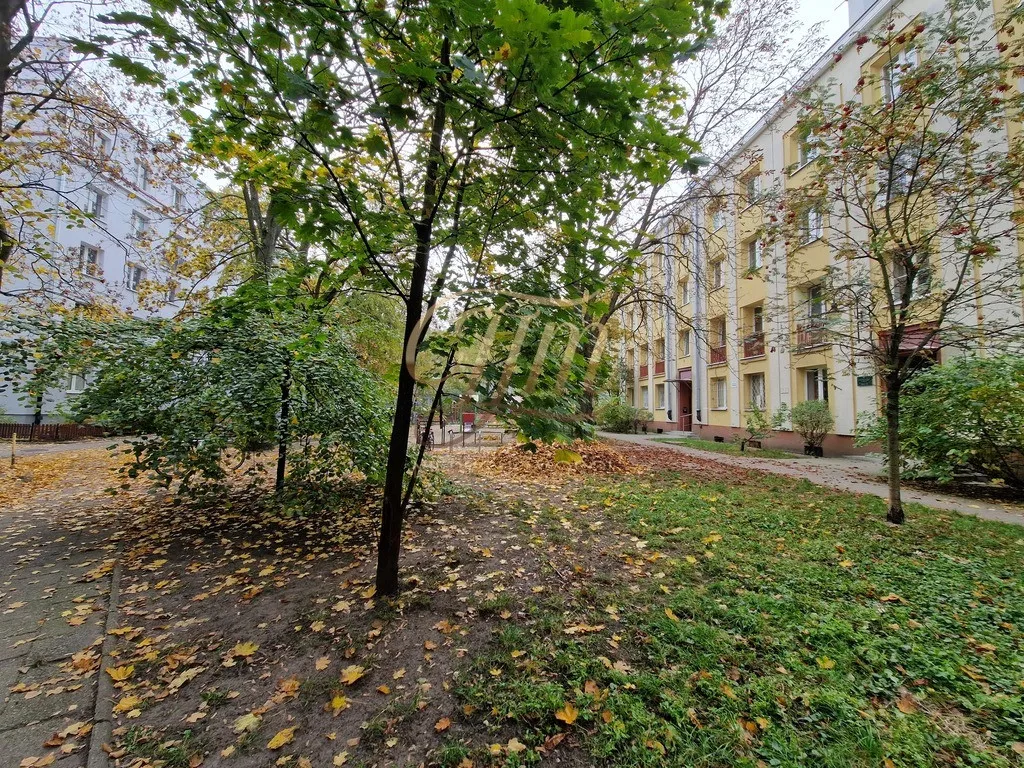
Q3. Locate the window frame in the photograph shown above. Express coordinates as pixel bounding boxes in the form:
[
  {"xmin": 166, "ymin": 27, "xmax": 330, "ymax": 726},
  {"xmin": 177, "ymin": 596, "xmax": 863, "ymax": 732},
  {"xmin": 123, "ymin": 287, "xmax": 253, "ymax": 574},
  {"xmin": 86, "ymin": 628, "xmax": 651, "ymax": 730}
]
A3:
[
  {"xmin": 711, "ymin": 259, "xmax": 724, "ymax": 289},
  {"xmin": 125, "ymin": 263, "xmax": 145, "ymax": 292},
  {"xmin": 805, "ymin": 367, "xmax": 829, "ymax": 402},
  {"xmin": 79, "ymin": 243, "xmax": 101, "ymax": 276},
  {"xmin": 66, "ymin": 373, "xmax": 87, "ymax": 394},
  {"xmin": 746, "ymin": 238, "xmax": 762, "ymax": 270},
  {"xmin": 747, "ymin": 373, "xmax": 766, "ymax": 410},
  {"xmin": 655, "ymin": 383, "xmax": 666, "ymax": 411},
  {"xmin": 712, "ymin": 377, "xmax": 728, "ymax": 410}
]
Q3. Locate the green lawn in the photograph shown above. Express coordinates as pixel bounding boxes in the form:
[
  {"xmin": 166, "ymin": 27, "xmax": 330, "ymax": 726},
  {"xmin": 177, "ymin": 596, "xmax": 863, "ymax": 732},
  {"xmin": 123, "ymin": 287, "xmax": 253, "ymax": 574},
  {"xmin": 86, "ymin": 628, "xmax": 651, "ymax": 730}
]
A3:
[
  {"xmin": 653, "ymin": 436, "xmax": 799, "ymax": 459},
  {"xmin": 457, "ymin": 471, "xmax": 1024, "ymax": 767}
]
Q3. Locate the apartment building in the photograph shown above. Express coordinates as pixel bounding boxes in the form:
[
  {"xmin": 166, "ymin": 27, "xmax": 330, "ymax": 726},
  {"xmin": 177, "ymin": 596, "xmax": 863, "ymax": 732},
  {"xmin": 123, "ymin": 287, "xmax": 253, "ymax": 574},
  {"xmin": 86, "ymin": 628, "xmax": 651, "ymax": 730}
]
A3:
[
  {"xmin": 620, "ymin": 0, "xmax": 1023, "ymax": 453},
  {"xmin": 0, "ymin": 42, "xmax": 212, "ymax": 423}
]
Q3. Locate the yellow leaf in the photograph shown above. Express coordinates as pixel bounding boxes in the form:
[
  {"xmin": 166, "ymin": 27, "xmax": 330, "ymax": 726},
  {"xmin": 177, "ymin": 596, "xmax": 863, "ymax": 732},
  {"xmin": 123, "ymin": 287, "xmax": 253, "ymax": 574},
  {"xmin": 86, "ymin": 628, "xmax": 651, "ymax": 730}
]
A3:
[
  {"xmin": 685, "ymin": 555, "xmax": 698, "ymax": 564},
  {"xmin": 424, "ymin": 640, "xmax": 438, "ymax": 650},
  {"xmin": 838, "ymin": 560, "xmax": 854, "ymax": 568},
  {"xmin": 817, "ymin": 657, "xmax": 836, "ymax": 670},
  {"xmin": 702, "ymin": 533, "xmax": 723, "ymax": 544},
  {"xmin": 896, "ymin": 693, "xmax": 919, "ymax": 714},
  {"xmin": 230, "ymin": 641, "xmax": 259, "ymax": 658},
  {"xmin": 221, "ymin": 745, "xmax": 236, "ymax": 757},
  {"xmin": 328, "ymin": 695, "xmax": 349, "ymax": 716},
  {"xmin": 339, "ymin": 665, "xmax": 366, "ymax": 686},
  {"xmin": 333, "ymin": 752, "xmax": 349, "ymax": 766},
  {"xmin": 267, "ymin": 727, "xmax": 296, "ymax": 750},
  {"xmin": 435, "ymin": 717, "xmax": 452, "ymax": 732},
  {"xmin": 553, "ymin": 448, "xmax": 583, "ymax": 464},
  {"xmin": 392, "ymin": 668, "xmax": 406, "ymax": 679},
  {"xmin": 720, "ymin": 684, "xmax": 739, "ymax": 700},
  {"xmin": 506, "ymin": 737, "xmax": 526, "ymax": 753},
  {"xmin": 497, "ymin": 42, "xmax": 513, "ymax": 61},
  {"xmin": 114, "ymin": 695, "xmax": 142, "ymax": 714},
  {"xmin": 665, "ymin": 608, "xmax": 680, "ymax": 622},
  {"xmin": 106, "ymin": 665, "xmax": 134, "ymax": 682},
  {"xmin": 377, "ymin": 685, "xmax": 391, "ymax": 695},
  {"xmin": 554, "ymin": 702, "xmax": 579, "ymax": 725},
  {"xmin": 315, "ymin": 657, "xmax": 330, "ymax": 671},
  {"xmin": 234, "ymin": 712, "xmax": 261, "ymax": 733}
]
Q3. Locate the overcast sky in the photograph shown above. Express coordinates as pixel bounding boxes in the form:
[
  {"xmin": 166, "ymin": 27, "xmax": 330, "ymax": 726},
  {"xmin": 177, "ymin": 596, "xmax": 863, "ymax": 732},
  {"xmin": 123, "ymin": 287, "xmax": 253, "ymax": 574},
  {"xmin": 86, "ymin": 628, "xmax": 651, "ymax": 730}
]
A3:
[{"xmin": 800, "ymin": 0, "xmax": 853, "ymax": 46}]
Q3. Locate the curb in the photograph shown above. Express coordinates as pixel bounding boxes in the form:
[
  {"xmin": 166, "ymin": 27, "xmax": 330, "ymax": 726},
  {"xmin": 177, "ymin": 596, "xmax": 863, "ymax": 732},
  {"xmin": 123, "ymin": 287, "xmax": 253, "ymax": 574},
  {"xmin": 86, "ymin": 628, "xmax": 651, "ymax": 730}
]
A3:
[{"xmin": 87, "ymin": 558, "xmax": 122, "ymax": 768}]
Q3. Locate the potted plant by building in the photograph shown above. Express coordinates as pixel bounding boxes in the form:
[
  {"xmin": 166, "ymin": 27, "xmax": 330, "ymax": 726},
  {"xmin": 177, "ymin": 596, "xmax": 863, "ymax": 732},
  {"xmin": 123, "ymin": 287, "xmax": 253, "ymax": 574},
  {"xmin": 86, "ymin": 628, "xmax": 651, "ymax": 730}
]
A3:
[{"xmin": 790, "ymin": 400, "xmax": 833, "ymax": 458}]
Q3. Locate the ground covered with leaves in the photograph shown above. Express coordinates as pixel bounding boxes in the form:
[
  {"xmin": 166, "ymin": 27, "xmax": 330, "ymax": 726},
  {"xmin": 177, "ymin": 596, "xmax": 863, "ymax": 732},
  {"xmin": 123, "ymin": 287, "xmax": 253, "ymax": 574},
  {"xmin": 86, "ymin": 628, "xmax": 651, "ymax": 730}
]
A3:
[{"xmin": 4, "ymin": 442, "xmax": 1023, "ymax": 768}]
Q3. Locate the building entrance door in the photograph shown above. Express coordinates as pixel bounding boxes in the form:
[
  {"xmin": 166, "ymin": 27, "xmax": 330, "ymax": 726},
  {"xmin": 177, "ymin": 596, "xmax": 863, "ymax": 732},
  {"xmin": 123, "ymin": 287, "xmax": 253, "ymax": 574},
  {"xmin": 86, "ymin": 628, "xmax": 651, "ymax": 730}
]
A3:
[{"xmin": 678, "ymin": 381, "xmax": 692, "ymax": 431}]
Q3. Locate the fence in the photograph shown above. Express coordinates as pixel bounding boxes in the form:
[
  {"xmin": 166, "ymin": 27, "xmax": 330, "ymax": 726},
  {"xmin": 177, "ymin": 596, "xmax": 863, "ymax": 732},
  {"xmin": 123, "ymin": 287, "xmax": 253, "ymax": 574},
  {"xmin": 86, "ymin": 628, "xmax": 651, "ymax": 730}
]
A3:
[{"xmin": 0, "ymin": 423, "xmax": 109, "ymax": 442}]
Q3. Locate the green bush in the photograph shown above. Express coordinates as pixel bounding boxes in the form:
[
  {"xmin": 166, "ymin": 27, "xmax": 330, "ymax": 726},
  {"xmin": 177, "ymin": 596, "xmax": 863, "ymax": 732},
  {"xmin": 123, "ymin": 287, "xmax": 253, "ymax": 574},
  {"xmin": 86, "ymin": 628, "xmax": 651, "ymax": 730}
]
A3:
[
  {"xmin": 594, "ymin": 399, "xmax": 650, "ymax": 433},
  {"xmin": 876, "ymin": 355, "xmax": 1024, "ymax": 487},
  {"xmin": 790, "ymin": 400, "xmax": 834, "ymax": 449}
]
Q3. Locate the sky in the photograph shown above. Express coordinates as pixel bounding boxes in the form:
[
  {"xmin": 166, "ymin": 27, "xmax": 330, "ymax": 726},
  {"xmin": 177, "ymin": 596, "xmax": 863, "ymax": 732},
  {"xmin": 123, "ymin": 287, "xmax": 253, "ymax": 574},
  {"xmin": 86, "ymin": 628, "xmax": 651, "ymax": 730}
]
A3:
[{"xmin": 799, "ymin": 0, "xmax": 854, "ymax": 47}]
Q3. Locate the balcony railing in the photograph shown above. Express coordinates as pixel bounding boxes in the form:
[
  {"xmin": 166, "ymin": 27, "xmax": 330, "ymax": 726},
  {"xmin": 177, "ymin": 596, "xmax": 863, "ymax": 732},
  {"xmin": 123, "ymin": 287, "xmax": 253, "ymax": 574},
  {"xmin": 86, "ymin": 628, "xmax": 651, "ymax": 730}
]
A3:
[
  {"xmin": 654, "ymin": 360, "xmax": 665, "ymax": 376},
  {"xmin": 742, "ymin": 332, "xmax": 765, "ymax": 359},
  {"xmin": 796, "ymin": 317, "xmax": 828, "ymax": 348},
  {"xmin": 709, "ymin": 345, "xmax": 727, "ymax": 365}
]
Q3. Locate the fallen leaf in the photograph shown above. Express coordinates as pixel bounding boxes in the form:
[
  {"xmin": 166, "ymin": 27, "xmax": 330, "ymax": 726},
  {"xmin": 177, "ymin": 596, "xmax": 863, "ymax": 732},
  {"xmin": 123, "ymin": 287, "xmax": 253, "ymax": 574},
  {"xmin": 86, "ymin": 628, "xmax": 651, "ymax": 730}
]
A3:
[
  {"xmin": 896, "ymin": 693, "xmax": 919, "ymax": 714},
  {"xmin": 315, "ymin": 657, "xmax": 330, "ymax": 671},
  {"xmin": 339, "ymin": 665, "xmax": 366, "ymax": 686},
  {"xmin": 435, "ymin": 717, "xmax": 452, "ymax": 732},
  {"xmin": 230, "ymin": 641, "xmax": 259, "ymax": 658},
  {"xmin": 506, "ymin": 737, "xmax": 527, "ymax": 754},
  {"xmin": 106, "ymin": 665, "xmax": 135, "ymax": 682},
  {"xmin": 234, "ymin": 713, "xmax": 261, "ymax": 733},
  {"xmin": 817, "ymin": 657, "xmax": 836, "ymax": 670},
  {"xmin": 333, "ymin": 753, "xmax": 348, "ymax": 766},
  {"xmin": 267, "ymin": 727, "xmax": 297, "ymax": 750},
  {"xmin": 555, "ymin": 702, "xmax": 579, "ymax": 725}
]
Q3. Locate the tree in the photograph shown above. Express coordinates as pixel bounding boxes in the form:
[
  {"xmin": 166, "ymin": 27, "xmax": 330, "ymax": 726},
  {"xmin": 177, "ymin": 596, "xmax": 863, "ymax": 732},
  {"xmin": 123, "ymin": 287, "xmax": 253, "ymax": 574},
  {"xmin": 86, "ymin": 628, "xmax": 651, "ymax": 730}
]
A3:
[
  {"xmin": 862, "ymin": 354, "xmax": 1024, "ymax": 488},
  {"xmin": 106, "ymin": 0, "xmax": 724, "ymax": 594},
  {"xmin": 768, "ymin": 0, "xmax": 1024, "ymax": 522}
]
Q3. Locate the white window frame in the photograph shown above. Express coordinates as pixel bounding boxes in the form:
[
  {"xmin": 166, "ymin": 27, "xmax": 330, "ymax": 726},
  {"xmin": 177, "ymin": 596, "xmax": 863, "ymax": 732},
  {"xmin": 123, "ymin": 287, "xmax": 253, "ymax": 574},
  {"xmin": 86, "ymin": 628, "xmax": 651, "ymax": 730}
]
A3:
[
  {"xmin": 807, "ymin": 284, "xmax": 825, "ymax": 318},
  {"xmin": 680, "ymin": 329, "xmax": 691, "ymax": 357},
  {"xmin": 712, "ymin": 259, "xmax": 724, "ymax": 289},
  {"xmin": 805, "ymin": 368, "xmax": 829, "ymax": 402},
  {"xmin": 892, "ymin": 255, "xmax": 932, "ymax": 302},
  {"xmin": 883, "ymin": 48, "xmax": 919, "ymax": 103},
  {"xmin": 679, "ymin": 278, "xmax": 689, "ymax": 305},
  {"xmin": 747, "ymin": 373, "xmax": 766, "ymax": 410},
  {"xmin": 712, "ymin": 377, "xmax": 728, "ymax": 410},
  {"xmin": 745, "ymin": 175, "xmax": 761, "ymax": 206},
  {"xmin": 173, "ymin": 187, "xmax": 185, "ymax": 209},
  {"xmin": 85, "ymin": 187, "xmax": 106, "ymax": 219},
  {"xmin": 136, "ymin": 160, "xmax": 150, "ymax": 190},
  {"xmin": 130, "ymin": 213, "xmax": 149, "ymax": 239},
  {"xmin": 126, "ymin": 263, "xmax": 145, "ymax": 292},
  {"xmin": 798, "ymin": 139, "xmax": 819, "ymax": 168},
  {"xmin": 656, "ymin": 383, "xmax": 666, "ymax": 410},
  {"xmin": 641, "ymin": 386, "xmax": 650, "ymax": 410},
  {"xmin": 751, "ymin": 305, "xmax": 764, "ymax": 335},
  {"xmin": 712, "ymin": 209, "xmax": 725, "ymax": 231},
  {"xmin": 79, "ymin": 243, "xmax": 101, "ymax": 276},
  {"xmin": 747, "ymin": 239, "xmax": 762, "ymax": 270},
  {"xmin": 66, "ymin": 373, "xmax": 87, "ymax": 394},
  {"xmin": 802, "ymin": 209, "xmax": 823, "ymax": 244}
]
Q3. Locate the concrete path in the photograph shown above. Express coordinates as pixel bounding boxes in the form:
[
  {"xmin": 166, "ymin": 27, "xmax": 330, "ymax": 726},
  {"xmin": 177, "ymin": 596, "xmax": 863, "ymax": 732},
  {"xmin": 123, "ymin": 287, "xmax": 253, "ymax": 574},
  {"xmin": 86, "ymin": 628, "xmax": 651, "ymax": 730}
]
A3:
[
  {"xmin": 602, "ymin": 432, "xmax": 1024, "ymax": 526},
  {"xmin": 0, "ymin": 493, "xmax": 119, "ymax": 765}
]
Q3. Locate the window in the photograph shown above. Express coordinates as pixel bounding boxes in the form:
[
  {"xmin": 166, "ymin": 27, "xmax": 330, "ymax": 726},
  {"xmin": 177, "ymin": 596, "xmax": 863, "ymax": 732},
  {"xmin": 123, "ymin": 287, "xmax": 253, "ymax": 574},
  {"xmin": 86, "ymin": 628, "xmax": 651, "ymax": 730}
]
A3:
[
  {"xmin": 654, "ymin": 337, "xmax": 665, "ymax": 361},
  {"xmin": 711, "ymin": 259, "xmax": 724, "ymax": 289},
  {"xmin": 801, "ymin": 208, "xmax": 823, "ymax": 244},
  {"xmin": 173, "ymin": 187, "xmax": 185, "ymax": 209},
  {"xmin": 712, "ymin": 209, "xmax": 725, "ymax": 231},
  {"xmin": 679, "ymin": 278, "xmax": 690, "ymax": 305},
  {"xmin": 167, "ymin": 284, "xmax": 178, "ymax": 302},
  {"xmin": 883, "ymin": 48, "xmax": 919, "ymax": 103},
  {"xmin": 747, "ymin": 373, "xmax": 766, "ymax": 410},
  {"xmin": 66, "ymin": 373, "xmax": 87, "ymax": 394},
  {"xmin": 130, "ymin": 213, "xmax": 149, "ymax": 239},
  {"xmin": 892, "ymin": 254, "xmax": 932, "ymax": 302},
  {"xmin": 680, "ymin": 329, "xmax": 691, "ymax": 357},
  {"xmin": 744, "ymin": 175, "xmax": 761, "ymax": 206},
  {"xmin": 805, "ymin": 367, "xmax": 829, "ymax": 402},
  {"xmin": 641, "ymin": 386, "xmax": 650, "ymax": 410},
  {"xmin": 712, "ymin": 377, "xmax": 728, "ymax": 410},
  {"xmin": 92, "ymin": 131, "xmax": 110, "ymax": 157},
  {"xmin": 79, "ymin": 244, "xmax": 101, "ymax": 276},
  {"xmin": 656, "ymin": 383, "xmax": 666, "ymax": 410},
  {"xmin": 85, "ymin": 187, "xmax": 106, "ymax": 219},
  {"xmin": 879, "ymin": 145, "xmax": 919, "ymax": 198},
  {"xmin": 798, "ymin": 139, "xmax": 819, "ymax": 167},
  {"xmin": 126, "ymin": 263, "xmax": 145, "ymax": 291},
  {"xmin": 751, "ymin": 305, "xmax": 764, "ymax": 335},
  {"xmin": 807, "ymin": 284, "xmax": 825, "ymax": 318},
  {"xmin": 136, "ymin": 160, "xmax": 150, "ymax": 190},
  {"xmin": 746, "ymin": 239, "xmax": 762, "ymax": 270},
  {"xmin": 625, "ymin": 311, "xmax": 635, "ymax": 332},
  {"xmin": 712, "ymin": 317, "xmax": 727, "ymax": 346},
  {"xmin": 640, "ymin": 343, "xmax": 649, "ymax": 363},
  {"xmin": 653, "ymin": 252, "xmax": 663, "ymax": 273}
]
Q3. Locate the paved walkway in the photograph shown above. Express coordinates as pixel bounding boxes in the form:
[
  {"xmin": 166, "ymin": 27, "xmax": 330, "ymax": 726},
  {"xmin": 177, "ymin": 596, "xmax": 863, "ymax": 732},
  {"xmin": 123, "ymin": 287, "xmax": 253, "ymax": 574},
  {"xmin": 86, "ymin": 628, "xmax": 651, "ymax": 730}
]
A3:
[
  {"xmin": 0, "ymin": 452, "xmax": 120, "ymax": 766},
  {"xmin": 602, "ymin": 432, "xmax": 1024, "ymax": 526}
]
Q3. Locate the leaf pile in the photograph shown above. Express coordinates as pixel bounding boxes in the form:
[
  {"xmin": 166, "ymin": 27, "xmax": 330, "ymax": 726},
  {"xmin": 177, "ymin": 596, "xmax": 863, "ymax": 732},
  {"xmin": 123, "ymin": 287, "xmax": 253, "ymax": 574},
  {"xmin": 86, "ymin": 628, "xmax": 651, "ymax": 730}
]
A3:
[{"xmin": 474, "ymin": 440, "xmax": 635, "ymax": 479}]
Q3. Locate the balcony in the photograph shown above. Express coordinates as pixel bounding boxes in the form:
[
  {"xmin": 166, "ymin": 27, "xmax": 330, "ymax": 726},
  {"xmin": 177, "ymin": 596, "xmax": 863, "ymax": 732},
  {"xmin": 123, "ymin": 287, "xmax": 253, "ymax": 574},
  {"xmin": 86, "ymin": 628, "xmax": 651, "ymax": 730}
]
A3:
[
  {"xmin": 654, "ymin": 359, "xmax": 665, "ymax": 376},
  {"xmin": 709, "ymin": 345, "xmax": 727, "ymax": 365},
  {"xmin": 796, "ymin": 317, "xmax": 828, "ymax": 348},
  {"xmin": 742, "ymin": 332, "xmax": 765, "ymax": 359}
]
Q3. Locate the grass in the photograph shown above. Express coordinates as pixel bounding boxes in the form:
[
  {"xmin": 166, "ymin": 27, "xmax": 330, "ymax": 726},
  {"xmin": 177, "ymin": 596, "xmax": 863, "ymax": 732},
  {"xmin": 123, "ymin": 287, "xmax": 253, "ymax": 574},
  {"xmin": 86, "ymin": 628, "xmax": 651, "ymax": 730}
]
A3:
[
  {"xmin": 653, "ymin": 436, "xmax": 799, "ymax": 459},
  {"xmin": 457, "ymin": 471, "xmax": 1024, "ymax": 767}
]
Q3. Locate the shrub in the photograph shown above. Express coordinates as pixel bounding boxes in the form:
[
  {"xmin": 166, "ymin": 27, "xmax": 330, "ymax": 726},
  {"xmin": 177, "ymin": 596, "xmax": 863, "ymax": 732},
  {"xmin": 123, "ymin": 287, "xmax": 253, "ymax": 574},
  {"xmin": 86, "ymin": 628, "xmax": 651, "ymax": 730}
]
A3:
[
  {"xmin": 881, "ymin": 355, "xmax": 1024, "ymax": 487},
  {"xmin": 594, "ymin": 400, "xmax": 649, "ymax": 433},
  {"xmin": 743, "ymin": 404, "xmax": 789, "ymax": 447},
  {"xmin": 790, "ymin": 400, "xmax": 834, "ymax": 449}
]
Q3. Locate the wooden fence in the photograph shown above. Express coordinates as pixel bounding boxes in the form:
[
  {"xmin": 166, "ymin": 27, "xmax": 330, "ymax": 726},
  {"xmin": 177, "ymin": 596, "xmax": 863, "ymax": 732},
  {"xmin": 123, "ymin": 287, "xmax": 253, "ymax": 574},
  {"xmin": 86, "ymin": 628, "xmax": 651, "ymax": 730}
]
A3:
[{"xmin": 0, "ymin": 423, "xmax": 109, "ymax": 442}]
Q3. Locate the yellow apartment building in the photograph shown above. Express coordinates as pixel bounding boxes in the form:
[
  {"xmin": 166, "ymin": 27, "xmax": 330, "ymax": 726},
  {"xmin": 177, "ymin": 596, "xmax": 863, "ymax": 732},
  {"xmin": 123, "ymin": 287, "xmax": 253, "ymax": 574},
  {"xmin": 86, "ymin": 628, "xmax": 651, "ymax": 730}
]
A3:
[{"xmin": 620, "ymin": 0, "xmax": 1023, "ymax": 453}]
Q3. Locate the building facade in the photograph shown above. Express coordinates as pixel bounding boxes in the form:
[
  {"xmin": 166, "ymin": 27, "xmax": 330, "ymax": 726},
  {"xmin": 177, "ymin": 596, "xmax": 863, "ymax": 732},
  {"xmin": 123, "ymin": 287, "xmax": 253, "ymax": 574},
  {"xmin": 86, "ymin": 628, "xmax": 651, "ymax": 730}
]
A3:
[
  {"xmin": 620, "ymin": 0, "xmax": 1024, "ymax": 454},
  {"xmin": 0, "ymin": 44, "xmax": 212, "ymax": 423}
]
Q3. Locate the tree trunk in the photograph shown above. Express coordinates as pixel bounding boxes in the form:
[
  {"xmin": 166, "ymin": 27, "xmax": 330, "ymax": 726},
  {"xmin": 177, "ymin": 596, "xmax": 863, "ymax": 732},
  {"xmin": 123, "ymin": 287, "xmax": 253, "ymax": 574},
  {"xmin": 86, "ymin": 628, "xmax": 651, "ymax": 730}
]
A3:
[
  {"xmin": 884, "ymin": 379, "xmax": 904, "ymax": 524},
  {"xmin": 275, "ymin": 358, "xmax": 291, "ymax": 493},
  {"xmin": 376, "ymin": 39, "xmax": 451, "ymax": 596}
]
